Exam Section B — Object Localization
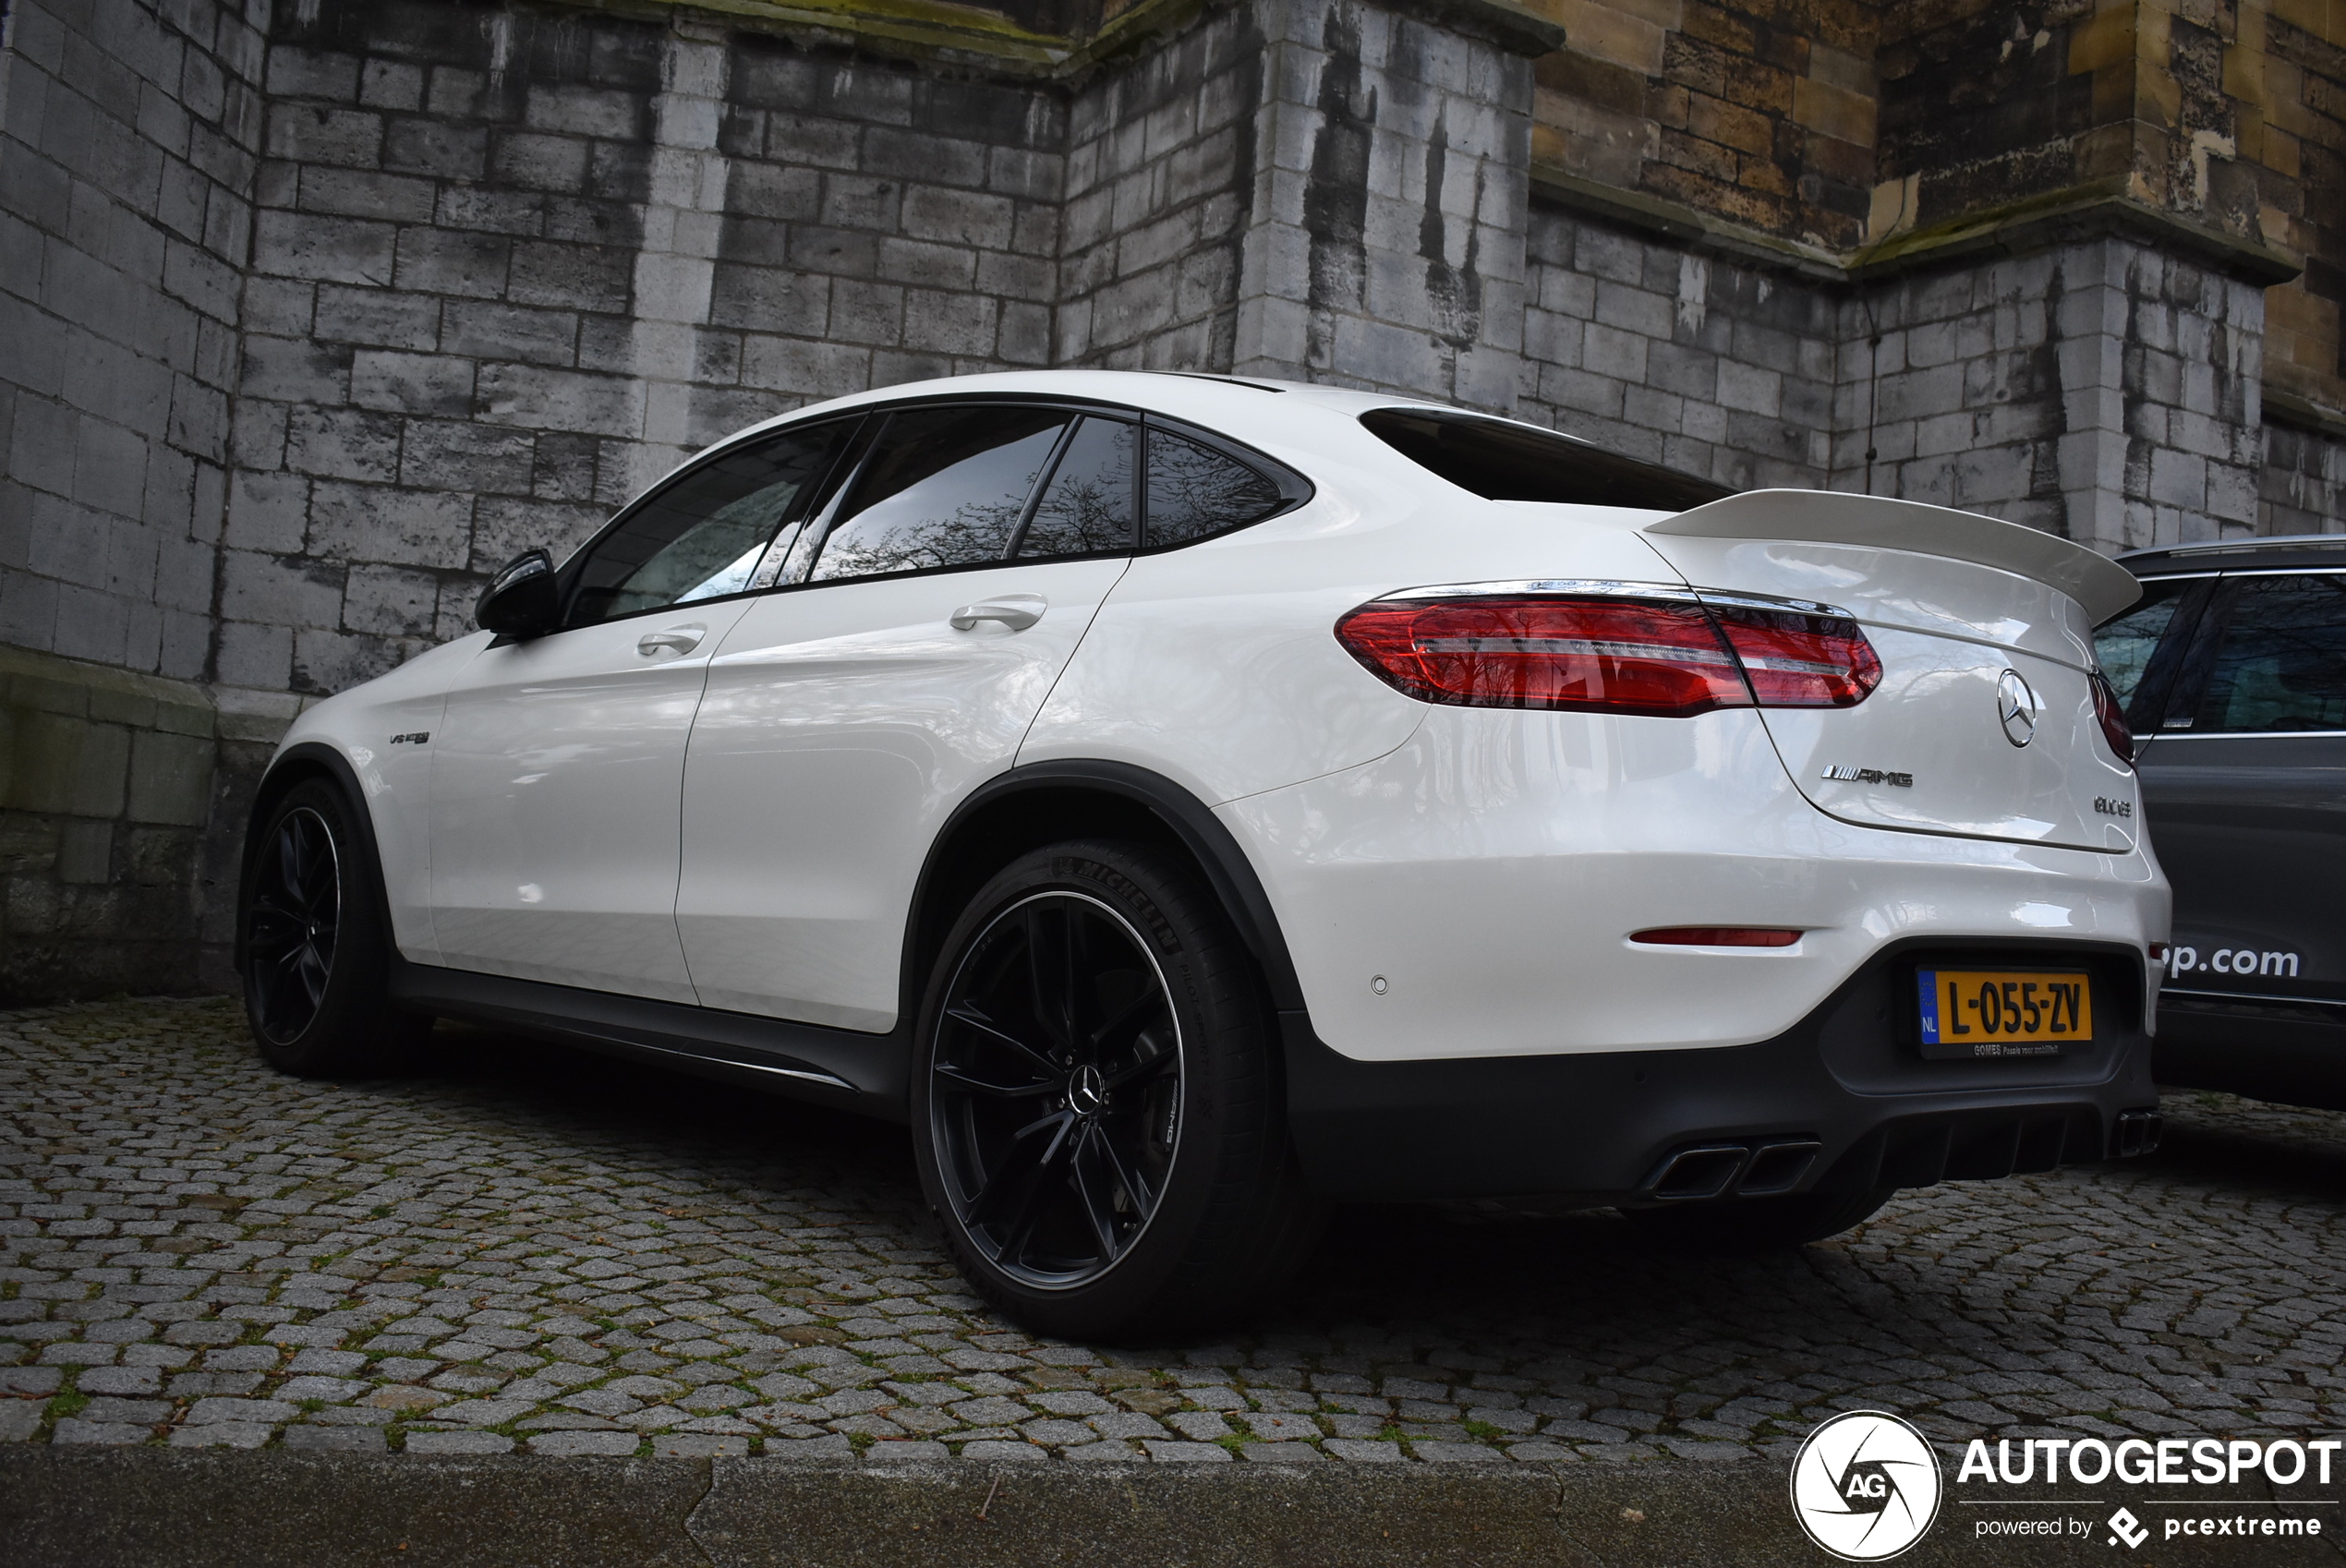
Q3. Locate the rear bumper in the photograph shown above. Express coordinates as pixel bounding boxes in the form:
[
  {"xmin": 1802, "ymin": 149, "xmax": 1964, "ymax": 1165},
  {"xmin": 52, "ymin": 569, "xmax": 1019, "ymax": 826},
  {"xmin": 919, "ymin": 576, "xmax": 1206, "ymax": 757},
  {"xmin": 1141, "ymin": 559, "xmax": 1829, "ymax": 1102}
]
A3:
[
  {"xmin": 1282, "ymin": 936, "xmax": 2161, "ymax": 1201},
  {"xmin": 2154, "ymin": 992, "xmax": 2346, "ymax": 1113}
]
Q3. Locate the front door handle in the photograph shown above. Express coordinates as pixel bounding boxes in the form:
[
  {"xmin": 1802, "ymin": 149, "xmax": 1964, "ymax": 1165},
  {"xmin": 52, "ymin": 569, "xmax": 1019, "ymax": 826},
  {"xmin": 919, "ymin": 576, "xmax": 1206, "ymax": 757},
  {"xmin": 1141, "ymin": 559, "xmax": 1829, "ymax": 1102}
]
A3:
[
  {"xmin": 949, "ymin": 595, "xmax": 1046, "ymax": 633},
  {"xmin": 636, "ymin": 625, "xmax": 706, "ymax": 657}
]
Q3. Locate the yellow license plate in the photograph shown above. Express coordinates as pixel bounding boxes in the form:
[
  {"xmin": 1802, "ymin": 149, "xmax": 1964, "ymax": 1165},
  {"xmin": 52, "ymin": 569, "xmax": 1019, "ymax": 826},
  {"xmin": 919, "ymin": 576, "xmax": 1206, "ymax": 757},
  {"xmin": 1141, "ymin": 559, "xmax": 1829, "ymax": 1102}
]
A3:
[{"xmin": 1917, "ymin": 969, "xmax": 2092, "ymax": 1058}]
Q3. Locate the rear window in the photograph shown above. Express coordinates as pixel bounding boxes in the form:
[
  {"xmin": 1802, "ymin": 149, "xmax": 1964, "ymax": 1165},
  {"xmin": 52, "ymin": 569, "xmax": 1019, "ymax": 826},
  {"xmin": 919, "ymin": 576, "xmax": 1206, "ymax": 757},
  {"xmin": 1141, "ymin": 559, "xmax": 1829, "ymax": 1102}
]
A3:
[{"xmin": 1361, "ymin": 408, "xmax": 1734, "ymax": 512}]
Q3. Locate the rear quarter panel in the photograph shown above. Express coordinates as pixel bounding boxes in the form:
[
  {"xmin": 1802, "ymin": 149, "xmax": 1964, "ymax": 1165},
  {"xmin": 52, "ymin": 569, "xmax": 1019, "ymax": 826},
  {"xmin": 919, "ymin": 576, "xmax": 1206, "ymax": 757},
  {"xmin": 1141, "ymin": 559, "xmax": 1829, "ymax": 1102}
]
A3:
[{"xmin": 1019, "ymin": 483, "xmax": 1694, "ymax": 805}]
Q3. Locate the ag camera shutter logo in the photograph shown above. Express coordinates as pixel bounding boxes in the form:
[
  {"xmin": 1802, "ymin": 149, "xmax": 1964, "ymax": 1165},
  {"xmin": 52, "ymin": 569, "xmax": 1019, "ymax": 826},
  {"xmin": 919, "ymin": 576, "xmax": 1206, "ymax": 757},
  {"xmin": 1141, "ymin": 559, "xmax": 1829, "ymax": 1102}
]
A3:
[{"xmin": 1790, "ymin": 1410, "xmax": 1944, "ymax": 1561}]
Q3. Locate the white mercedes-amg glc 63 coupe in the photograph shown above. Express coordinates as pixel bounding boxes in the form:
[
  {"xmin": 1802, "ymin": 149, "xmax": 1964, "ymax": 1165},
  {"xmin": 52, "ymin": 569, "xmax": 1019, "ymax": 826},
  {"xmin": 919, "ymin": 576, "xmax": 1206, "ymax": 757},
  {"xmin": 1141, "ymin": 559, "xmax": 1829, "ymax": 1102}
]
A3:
[{"xmin": 240, "ymin": 370, "xmax": 2169, "ymax": 1337}]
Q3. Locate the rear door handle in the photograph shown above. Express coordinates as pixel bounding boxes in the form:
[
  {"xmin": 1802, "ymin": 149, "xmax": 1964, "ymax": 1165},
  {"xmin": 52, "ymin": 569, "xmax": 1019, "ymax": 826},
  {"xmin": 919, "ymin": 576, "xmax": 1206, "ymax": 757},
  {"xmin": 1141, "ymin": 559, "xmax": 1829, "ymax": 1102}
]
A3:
[
  {"xmin": 949, "ymin": 595, "xmax": 1046, "ymax": 633},
  {"xmin": 637, "ymin": 625, "xmax": 706, "ymax": 657}
]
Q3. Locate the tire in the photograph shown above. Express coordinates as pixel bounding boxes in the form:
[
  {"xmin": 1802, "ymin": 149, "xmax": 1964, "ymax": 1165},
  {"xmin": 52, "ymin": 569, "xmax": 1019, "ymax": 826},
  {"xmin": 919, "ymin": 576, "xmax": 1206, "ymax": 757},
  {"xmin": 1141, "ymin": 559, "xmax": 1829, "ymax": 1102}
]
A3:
[
  {"xmin": 911, "ymin": 839, "xmax": 1322, "ymax": 1341},
  {"xmin": 240, "ymin": 778, "xmax": 429, "ymax": 1078},
  {"xmin": 1621, "ymin": 1185, "xmax": 1895, "ymax": 1252}
]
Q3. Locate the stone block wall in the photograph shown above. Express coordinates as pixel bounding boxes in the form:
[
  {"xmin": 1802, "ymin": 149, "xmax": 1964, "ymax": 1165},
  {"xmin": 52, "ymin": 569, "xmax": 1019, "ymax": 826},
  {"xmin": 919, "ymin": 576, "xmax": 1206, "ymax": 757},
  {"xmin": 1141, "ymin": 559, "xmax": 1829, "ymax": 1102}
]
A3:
[
  {"xmin": 1830, "ymin": 239, "xmax": 2267, "ymax": 554},
  {"xmin": 229, "ymin": 3, "xmax": 1070, "ymax": 701},
  {"xmin": 1518, "ymin": 205, "xmax": 1839, "ymax": 485},
  {"xmin": 0, "ymin": 0, "xmax": 267, "ymax": 998},
  {"xmin": 1529, "ymin": 0, "xmax": 1879, "ymax": 248},
  {"xmin": 0, "ymin": 0, "xmax": 2340, "ymax": 999},
  {"xmin": 1230, "ymin": 0, "xmax": 1540, "ymax": 411},
  {"xmin": 0, "ymin": 0, "xmax": 260, "ymax": 681},
  {"xmin": 0, "ymin": 644, "xmax": 225, "ymax": 996},
  {"xmin": 2262, "ymin": 415, "xmax": 2346, "ymax": 535},
  {"xmin": 1055, "ymin": 5, "xmax": 1262, "ymax": 369}
]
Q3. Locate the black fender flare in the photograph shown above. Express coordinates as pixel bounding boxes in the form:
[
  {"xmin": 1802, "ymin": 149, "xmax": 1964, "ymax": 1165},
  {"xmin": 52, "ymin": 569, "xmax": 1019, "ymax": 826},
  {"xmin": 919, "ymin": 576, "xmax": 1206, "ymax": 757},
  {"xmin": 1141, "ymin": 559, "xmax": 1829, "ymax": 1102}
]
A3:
[
  {"xmin": 901, "ymin": 759, "xmax": 1309, "ymax": 1019},
  {"xmin": 238, "ymin": 742, "xmax": 400, "ymax": 977}
]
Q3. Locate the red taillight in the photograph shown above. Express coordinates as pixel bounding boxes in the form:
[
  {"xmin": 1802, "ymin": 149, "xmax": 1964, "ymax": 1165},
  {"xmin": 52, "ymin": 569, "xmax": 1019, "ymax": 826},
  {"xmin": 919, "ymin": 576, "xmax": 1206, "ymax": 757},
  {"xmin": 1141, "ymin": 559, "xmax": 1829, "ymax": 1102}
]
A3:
[
  {"xmin": 1631, "ymin": 927, "xmax": 1803, "ymax": 947},
  {"xmin": 1710, "ymin": 606, "xmax": 1881, "ymax": 707},
  {"xmin": 1333, "ymin": 596, "xmax": 1750, "ymax": 718},
  {"xmin": 2090, "ymin": 671, "xmax": 2134, "ymax": 767},
  {"xmin": 1335, "ymin": 593, "xmax": 1880, "ymax": 716}
]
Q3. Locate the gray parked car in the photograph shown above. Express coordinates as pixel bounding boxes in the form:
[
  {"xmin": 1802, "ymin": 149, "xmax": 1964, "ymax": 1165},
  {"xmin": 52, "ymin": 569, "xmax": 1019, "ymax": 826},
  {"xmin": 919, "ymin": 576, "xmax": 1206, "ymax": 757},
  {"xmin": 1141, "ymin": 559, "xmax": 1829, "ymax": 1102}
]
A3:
[{"xmin": 2097, "ymin": 536, "xmax": 2346, "ymax": 1110}]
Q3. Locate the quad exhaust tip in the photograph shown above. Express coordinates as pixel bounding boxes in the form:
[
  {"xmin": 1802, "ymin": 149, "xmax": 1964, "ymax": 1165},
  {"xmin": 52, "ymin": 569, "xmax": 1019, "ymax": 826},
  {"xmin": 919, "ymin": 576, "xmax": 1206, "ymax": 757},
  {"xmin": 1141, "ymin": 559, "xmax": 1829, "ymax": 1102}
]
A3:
[
  {"xmin": 1643, "ymin": 1138, "xmax": 1822, "ymax": 1201},
  {"xmin": 2113, "ymin": 1109, "xmax": 2163, "ymax": 1158}
]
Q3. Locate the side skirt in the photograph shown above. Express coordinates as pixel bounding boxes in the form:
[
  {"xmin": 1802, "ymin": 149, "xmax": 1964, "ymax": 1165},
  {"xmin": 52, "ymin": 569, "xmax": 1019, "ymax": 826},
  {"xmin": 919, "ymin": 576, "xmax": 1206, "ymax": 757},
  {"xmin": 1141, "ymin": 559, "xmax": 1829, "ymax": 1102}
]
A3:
[{"xmin": 387, "ymin": 961, "xmax": 913, "ymax": 1124}]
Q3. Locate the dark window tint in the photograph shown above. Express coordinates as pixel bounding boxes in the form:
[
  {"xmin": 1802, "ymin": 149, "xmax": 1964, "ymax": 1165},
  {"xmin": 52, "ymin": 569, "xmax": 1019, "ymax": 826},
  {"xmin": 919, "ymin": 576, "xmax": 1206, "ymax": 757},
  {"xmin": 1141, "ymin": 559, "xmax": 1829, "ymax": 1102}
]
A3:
[
  {"xmin": 1360, "ymin": 408, "xmax": 1734, "ymax": 511},
  {"xmin": 812, "ymin": 405, "xmax": 1069, "ymax": 583},
  {"xmin": 1144, "ymin": 429, "xmax": 1286, "ymax": 548},
  {"xmin": 569, "ymin": 423, "xmax": 852, "ymax": 626},
  {"xmin": 2188, "ymin": 573, "xmax": 2346, "ymax": 733},
  {"xmin": 2094, "ymin": 577, "xmax": 2196, "ymax": 712},
  {"xmin": 1019, "ymin": 417, "xmax": 1136, "ymax": 559}
]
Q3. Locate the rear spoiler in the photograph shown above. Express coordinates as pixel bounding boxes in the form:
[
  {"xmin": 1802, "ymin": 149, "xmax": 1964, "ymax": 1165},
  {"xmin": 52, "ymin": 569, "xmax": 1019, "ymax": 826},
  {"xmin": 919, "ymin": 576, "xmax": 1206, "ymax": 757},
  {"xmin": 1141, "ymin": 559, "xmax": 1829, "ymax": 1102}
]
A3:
[{"xmin": 1646, "ymin": 489, "xmax": 2142, "ymax": 623}]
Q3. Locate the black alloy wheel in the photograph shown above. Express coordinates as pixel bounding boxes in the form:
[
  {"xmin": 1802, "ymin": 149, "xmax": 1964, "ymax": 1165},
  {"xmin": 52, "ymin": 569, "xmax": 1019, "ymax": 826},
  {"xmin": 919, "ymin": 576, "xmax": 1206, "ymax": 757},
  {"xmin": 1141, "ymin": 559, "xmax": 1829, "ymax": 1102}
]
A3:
[
  {"xmin": 929, "ymin": 891, "xmax": 1184, "ymax": 1288},
  {"xmin": 246, "ymin": 805, "xmax": 341, "ymax": 1045},
  {"xmin": 913, "ymin": 840, "xmax": 1322, "ymax": 1341},
  {"xmin": 239, "ymin": 778, "xmax": 427, "ymax": 1078}
]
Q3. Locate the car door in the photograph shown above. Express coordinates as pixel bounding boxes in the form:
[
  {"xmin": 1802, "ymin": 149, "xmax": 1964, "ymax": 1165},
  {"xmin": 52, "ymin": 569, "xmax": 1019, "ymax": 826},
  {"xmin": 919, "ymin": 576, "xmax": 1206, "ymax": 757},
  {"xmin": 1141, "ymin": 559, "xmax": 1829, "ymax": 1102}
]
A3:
[
  {"xmin": 677, "ymin": 404, "xmax": 1135, "ymax": 1028},
  {"xmin": 2119, "ymin": 568, "xmax": 2346, "ymax": 1012},
  {"xmin": 427, "ymin": 420, "xmax": 856, "ymax": 1001}
]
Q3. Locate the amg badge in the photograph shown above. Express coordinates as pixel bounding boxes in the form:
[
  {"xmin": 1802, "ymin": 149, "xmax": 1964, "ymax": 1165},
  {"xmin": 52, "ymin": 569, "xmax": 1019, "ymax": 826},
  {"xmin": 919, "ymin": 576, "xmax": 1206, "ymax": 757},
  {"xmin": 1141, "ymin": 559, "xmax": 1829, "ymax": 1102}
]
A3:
[
  {"xmin": 1821, "ymin": 764, "xmax": 1913, "ymax": 787},
  {"xmin": 389, "ymin": 731, "xmax": 431, "ymax": 745}
]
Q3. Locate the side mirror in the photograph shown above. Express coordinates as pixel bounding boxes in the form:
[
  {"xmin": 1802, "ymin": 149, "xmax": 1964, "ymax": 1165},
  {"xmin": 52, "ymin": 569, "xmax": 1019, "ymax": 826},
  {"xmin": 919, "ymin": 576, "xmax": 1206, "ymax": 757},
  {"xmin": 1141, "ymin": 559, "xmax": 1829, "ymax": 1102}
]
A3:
[{"xmin": 477, "ymin": 549, "xmax": 560, "ymax": 636}]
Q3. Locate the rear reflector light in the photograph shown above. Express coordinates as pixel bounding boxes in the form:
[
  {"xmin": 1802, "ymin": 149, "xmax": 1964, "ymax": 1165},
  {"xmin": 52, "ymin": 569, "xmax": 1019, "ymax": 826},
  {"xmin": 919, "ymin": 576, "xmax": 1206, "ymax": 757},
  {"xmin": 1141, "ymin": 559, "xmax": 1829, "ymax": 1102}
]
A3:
[
  {"xmin": 1631, "ymin": 927, "xmax": 1803, "ymax": 947},
  {"xmin": 2089, "ymin": 671, "xmax": 2134, "ymax": 767},
  {"xmin": 1336, "ymin": 594, "xmax": 1880, "ymax": 717}
]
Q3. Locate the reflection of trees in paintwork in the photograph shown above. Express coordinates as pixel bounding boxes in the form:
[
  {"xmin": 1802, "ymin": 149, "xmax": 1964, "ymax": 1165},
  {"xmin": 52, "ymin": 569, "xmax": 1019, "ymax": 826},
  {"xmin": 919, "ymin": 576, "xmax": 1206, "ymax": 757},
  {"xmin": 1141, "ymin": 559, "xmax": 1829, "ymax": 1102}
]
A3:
[
  {"xmin": 1022, "ymin": 418, "xmax": 1134, "ymax": 558},
  {"xmin": 1145, "ymin": 431, "xmax": 1283, "ymax": 547}
]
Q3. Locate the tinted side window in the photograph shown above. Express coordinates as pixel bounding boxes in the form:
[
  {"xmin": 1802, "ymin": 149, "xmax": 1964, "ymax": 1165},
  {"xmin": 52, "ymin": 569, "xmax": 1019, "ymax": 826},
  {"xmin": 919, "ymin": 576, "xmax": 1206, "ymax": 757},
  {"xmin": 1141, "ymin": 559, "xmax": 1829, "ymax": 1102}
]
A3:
[
  {"xmin": 2094, "ymin": 577, "xmax": 2196, "ymax": 713},
  {"xmin": 2188, "ymin": 573, "xmax": 2346, "ymax": 733},
  {"xmin": 1360, "ymin": 407, "xmax": 1734, "ymax": 511},
  {"xmin": 1018, "ymin": 416, "xmax": 1136, "ymax": 559},
  {"xmin": 1144, "ymin": 429, "xmax": 1286, "ymax": 548},
  {"xmin": 811, "ymin": 405, "xmax": 1069, "ymax": 583},
  {"xmin": 569, "ymin": 423, "xmax": 852, "ymax": 627}
]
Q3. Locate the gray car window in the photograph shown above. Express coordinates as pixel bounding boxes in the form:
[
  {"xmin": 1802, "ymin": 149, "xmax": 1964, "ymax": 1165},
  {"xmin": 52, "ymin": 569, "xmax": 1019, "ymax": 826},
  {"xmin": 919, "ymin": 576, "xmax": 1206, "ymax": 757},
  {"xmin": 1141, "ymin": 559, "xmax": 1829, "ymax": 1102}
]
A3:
[
  {"xmin": 2190, "ymin": 573, "xmax": 2346, "ymax": 733},
  {"xmin": 812, "ymin": 405, "xmax": 1070, "ymax": 583},
  {"xmin": 1018, "ymin": 416, "xmax": 1136, "ymax": 559},
  {"xmin": 569, "ymin": 423, "xmax": 852, "ymax": 627},
  {"xmin": 2096, "ymin": 578, "xmax": 2196, "ymax": 710},
  {"xmin": 1143, "ymin": 429, "xmax": 1286, "ymax": 548}
]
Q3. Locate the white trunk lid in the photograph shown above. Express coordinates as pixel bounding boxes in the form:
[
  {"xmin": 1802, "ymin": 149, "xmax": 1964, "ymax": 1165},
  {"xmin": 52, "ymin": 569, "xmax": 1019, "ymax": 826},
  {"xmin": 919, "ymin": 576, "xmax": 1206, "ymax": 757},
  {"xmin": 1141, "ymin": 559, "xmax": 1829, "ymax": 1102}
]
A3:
[{"xmin": 1639, "ymin": 491, "xmax": 2143, "ymax": 853}]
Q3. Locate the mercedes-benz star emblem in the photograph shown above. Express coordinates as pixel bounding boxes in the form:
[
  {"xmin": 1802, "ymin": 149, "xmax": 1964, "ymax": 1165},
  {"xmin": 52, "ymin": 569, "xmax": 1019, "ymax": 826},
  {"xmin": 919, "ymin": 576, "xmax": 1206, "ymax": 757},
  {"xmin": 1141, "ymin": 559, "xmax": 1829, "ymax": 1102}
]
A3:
[
  {"xmin": 1789, "ymin": 1410, "xmax": 1943, "ymax": 1561},
  {"xmin": 1067, "ymin": 1063, "xmax": 1106, "ymax": 1116},
  {"xmin": 1996, "ymin": 669, "xmax": 2038, "ymax": 748}
]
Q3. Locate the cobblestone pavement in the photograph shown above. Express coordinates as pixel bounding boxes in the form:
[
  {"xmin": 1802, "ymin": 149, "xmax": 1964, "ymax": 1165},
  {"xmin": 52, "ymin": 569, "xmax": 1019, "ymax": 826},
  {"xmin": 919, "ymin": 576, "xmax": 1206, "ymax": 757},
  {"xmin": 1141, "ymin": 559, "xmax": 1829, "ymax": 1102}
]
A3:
[{"xmin": 4, "ymin": 997, "xmax": 2341, "ymax": 1464}]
